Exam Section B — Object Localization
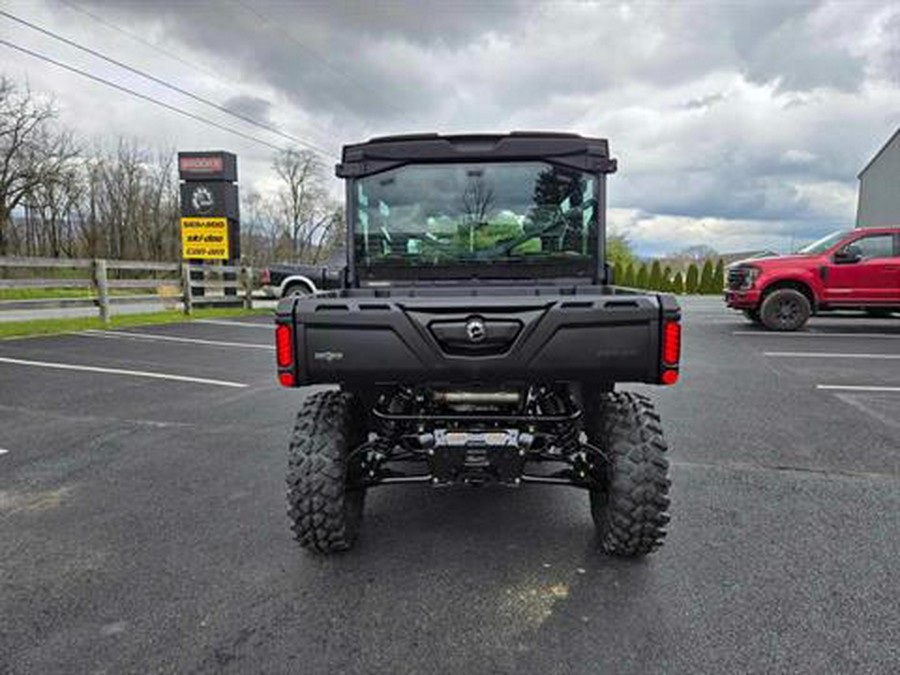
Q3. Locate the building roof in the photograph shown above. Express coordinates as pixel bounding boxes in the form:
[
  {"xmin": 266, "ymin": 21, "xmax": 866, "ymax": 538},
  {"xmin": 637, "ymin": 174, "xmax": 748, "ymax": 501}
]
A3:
[{"xmin": 858, "ymin": 126, "xmax": 900, "ymax": 178}]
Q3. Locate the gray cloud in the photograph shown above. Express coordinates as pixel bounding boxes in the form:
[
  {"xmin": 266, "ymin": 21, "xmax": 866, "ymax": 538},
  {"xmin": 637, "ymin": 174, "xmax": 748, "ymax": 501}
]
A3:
[{"xmin": 3, "ymin": 0, "xmax": 898, "ymax": 255}]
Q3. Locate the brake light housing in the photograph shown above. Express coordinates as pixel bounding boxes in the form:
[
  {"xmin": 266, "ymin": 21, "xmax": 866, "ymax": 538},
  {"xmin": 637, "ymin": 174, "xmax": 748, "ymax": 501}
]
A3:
[
  {"xmin": 660, "ymin": 319, "xmax": 681, "ymax": 385},
  {"xmin": 275, "ymin": 323, "xmax": 296, "ymax": 386}
]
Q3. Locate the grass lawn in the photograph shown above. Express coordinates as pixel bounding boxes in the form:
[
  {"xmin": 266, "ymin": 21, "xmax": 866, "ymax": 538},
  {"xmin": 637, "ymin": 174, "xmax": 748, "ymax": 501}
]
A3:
[{"xmin": 0, "ymin": 307, "xmax": 273, "ymax": 340}]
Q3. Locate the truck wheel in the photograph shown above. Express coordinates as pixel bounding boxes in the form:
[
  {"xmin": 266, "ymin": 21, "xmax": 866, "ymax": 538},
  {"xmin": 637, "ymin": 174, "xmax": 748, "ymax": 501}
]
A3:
[
  {"xmin": 283, "ymin": 282, "xmax": 311, "ymax": 298},
  {"xmin": 587, "ymin": 392, "xmax": 671, "ymax": 557},
  {"xmin": 286, "ymin": 391, "xmax": 366, "ymax": 553},
  {"xmin": 742, "ymin": 308, "xmax": 762, "ymax": 324},
  {"xmin": 760, "ymin": 288, "xmax": 810, "ymax": 331}
]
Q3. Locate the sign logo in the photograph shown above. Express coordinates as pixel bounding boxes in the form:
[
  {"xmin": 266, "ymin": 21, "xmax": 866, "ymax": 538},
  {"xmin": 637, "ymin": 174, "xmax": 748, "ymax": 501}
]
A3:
[
  {"xmin": 466, "ymin": 318, "xmax": 486, "ymax": 343},
  {"xmin": 180, "ymin": 217, "xmax": 230, "ymax": 260},
  {"xmin": 179, "ymin": 156, "xmax": 224, "ymax": 174},
  {"xmin": 190, "ymin": 186, "xmax": 215, "ymax": 214}
]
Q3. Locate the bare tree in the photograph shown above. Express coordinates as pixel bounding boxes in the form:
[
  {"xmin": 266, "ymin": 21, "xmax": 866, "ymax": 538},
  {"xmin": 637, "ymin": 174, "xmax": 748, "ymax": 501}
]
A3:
[
  {"xmin": 0, "ymin": 76, "xmax": 78, "ymax": 255},
  {"xmin": 272, "ymin": 148, "xmax": 338, "ymax": 262}
]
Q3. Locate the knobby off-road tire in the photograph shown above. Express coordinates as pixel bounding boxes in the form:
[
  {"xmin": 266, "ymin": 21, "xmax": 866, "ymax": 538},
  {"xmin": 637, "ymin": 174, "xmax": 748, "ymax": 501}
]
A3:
[
  {"xmin": 286, "ymin": 391, "xmax": 366, "ymax": 553},
  {"xmin": 587, "ymin": 392, "xmax": 671, "ymax": 557},
  {"xmin": 760, "ymin": 288, "xmax": 811, "ymax": 331}
]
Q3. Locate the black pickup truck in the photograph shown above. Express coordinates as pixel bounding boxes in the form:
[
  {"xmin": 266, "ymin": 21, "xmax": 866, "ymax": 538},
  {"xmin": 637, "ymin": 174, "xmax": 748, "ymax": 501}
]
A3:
[
  {"xmin": 259, "ymin": 255, "xmax": 344, "ymax": 298},
  {"xmin": 275, "ymin": 132, "xmax": 681, "ymax": 556}
]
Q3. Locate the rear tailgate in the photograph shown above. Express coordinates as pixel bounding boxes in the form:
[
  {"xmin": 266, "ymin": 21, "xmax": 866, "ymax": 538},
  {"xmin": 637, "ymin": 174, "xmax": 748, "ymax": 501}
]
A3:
[{"xmin": 277, "ymin": 292, "xmax": 679, "ymax": 386}]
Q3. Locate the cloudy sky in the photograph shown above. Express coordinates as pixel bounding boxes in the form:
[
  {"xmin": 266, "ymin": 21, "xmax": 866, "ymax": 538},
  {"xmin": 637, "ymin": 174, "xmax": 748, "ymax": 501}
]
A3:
[{"xmin": 1, "ymin": 0, "xmax": 898, "ymax": 256}]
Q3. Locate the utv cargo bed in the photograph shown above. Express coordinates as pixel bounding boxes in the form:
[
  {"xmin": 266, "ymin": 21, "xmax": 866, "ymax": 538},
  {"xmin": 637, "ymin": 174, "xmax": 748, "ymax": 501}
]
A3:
[{"xmin": 277, "ymin": 286, "xmax": 679, "ymax": 386}]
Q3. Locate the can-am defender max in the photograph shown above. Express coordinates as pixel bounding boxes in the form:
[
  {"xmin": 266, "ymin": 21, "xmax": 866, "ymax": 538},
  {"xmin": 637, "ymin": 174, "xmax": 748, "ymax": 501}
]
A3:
[{"xmin": 274, "ymin": 132, "xmax": 680, "ymax": 556}]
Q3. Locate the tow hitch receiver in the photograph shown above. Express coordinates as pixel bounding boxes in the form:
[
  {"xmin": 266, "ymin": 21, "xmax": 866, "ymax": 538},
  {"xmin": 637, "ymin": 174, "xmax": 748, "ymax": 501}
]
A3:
[{"xmin": 423, "ymin": 429, "xmax": 532, "ymax": 485}]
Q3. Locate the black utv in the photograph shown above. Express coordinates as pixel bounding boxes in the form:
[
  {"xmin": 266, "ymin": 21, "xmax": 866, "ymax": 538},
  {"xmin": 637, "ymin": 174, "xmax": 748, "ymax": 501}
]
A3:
[{"xmin": 274, "ymin": 132, "xmax": 681, "ymax": 556}]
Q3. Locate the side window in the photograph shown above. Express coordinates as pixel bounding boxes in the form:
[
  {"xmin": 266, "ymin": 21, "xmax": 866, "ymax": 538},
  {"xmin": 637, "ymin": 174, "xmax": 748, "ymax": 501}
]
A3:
[{"xmin": 851, "ymin": 234, "xmax": 894, "ymax": 260}]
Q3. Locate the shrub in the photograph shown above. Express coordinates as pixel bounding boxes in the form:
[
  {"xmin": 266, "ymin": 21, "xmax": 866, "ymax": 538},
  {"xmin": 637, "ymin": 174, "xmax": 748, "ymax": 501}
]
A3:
[
  {"xmin": 686, "ymin": 263, "xmax": 699, "ymax": 294},
  {"xmin": 648, "ymin": 260, "xmax": 662, "ymax": 290},
  {"xmin": 700, "ymin": 259, "xmax": 715, "ymax": 293},
  {"xmin": 671, "ymin": 271, "xmax": 684, "ymax": 294},
  {"xmin": 713, "ymin": 259, "xmax": 725, "ymax": 292},
  {"xmin": 635, "ymin": 263, "xmax": 649, "ymax": 288}
]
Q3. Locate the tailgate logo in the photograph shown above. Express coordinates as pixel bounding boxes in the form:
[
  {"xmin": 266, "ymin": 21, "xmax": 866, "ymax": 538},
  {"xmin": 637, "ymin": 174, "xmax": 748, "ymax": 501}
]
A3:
[
  {"xmin": 314, "ymin": 351, "xmax": 344, "ymax": 363},
  {"xmin": 466, "ymin": 318, "xmax": 486, "ymax": 343}
]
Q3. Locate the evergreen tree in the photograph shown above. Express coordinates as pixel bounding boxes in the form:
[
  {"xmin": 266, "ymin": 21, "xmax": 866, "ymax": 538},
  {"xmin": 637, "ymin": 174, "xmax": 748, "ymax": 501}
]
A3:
[
  {"xmin": 662, "ymin": 265, "xmax": 673, "ymax": 291},
  {"xmin": 713, "ymin": 259, "xmax": 725, "ymax": 292},
  {"xmin": 648, "ymin": 260, "xmax": 662, "ymax": 290},
  {"xmin": 686, "ymin": 263, "xmax": 699, "ymax": 294},
  {"xmin": 635, "ymin": 263, "xmax": 649, "ymax": 288},
  {"xmin": 700, "ymin": 259, "xmax": 715, "ymax": 293},
  {"xmin": 614, "ymin": 261, "xmax": 624, "ymax": 286},
  {"xmin": 672, "ymin": 271, "xmax": 684, "ymax": 294},
  {"xmin": 623, "ymin": 263, "xmax": 635, "ymax": 287}
]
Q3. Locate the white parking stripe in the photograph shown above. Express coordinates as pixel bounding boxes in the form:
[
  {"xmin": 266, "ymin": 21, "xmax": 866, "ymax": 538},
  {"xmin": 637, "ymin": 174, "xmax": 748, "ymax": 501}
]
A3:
[
  {"xmin": 0, "ymin": 448, "xmax": 8, "ymax": 456},
  {"xmin": 79, "ymin": 329, "xmax": 273, "ymax": 350},
  {"xmin": 818, "ymin": 385, "xmax": 900, "ymax": 393},
  {"xmin": 193, "ymin": 319, "xmax": 272, "ymax": 329},
  {"xmin": 0, "ymin": 356, "xmax": 247, "ymax": 388},
  {"xmin": 734, "ymin": 331, "xmax": 900, "ymax": 339},
  {"xmin": 765, "ymin": 352, "xmax": 900, "ymax": 360}
]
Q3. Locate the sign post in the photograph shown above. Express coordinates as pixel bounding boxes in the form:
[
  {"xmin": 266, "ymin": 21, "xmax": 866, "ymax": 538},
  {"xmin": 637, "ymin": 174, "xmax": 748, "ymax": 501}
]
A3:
[{"xmin": 178, "ymin": 151, "xmax": 240, "ymax": 297}]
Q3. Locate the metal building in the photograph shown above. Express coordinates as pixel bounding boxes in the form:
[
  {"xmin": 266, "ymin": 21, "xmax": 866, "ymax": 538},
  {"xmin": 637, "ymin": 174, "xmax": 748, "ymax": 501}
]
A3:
[{"xmin": 857, "ymin": 127, "xmax": 900, "ymax": 227}]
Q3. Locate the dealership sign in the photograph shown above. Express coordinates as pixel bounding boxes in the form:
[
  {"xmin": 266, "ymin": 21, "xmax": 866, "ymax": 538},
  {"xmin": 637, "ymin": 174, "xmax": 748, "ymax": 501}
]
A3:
[
  {"xmin": 180, "ymin": 217, "xmax": 230, "ymax": 260},
  {"xmin": 177, "ymin": 151, "xmax": 239, "ymax": 262}
]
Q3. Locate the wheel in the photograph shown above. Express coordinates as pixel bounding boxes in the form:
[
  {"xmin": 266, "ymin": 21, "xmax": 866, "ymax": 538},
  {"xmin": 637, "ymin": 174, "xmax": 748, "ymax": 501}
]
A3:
[
  {"xmin": 586, "ymin": 392, "xmax": 671, "ymax": 557},
  {"xmin": 742, "ymin": 308, "xmax": 762, "ymax": 324},
  {"xmin": 286, "ymin": 390, "xmax": 366, "ymax": 553},
  {"xmin": 865, "ymin": 308, "xmax": 894, "ymax": 318},
  {"xmin": 760, "ymin": 288, "xmax": 810, "ymax": 331},
  {"xmin": 283, "ymin": 282, "xmax": 312, "ymax": 298}
]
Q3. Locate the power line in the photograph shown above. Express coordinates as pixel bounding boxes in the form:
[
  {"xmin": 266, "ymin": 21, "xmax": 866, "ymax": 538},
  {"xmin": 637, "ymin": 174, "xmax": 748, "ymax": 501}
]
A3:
[
  {"xmin": 0, "ymin": 8, "xmax": 332, "ymax": 156},
  {"xmin": 55, "ymin": 0, "xmax": 337, "ymax": 143},
  {"xmin": 56, "ymin": 0, "xmax": 222, "ymax": 81},
  {"xmin": 231, "ymin": 0, "xmax": 403, "ymax": 116},
  {"xmin": 0, "ymin": 38, "xmax": 285, "ymax": 152}
]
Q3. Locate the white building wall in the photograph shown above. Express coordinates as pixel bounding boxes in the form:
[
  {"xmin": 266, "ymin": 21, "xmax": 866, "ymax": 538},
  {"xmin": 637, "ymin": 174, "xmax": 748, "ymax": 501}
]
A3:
[{"xmin": 857, "ymin": 128, "xmax": 900, "ymax": 227}]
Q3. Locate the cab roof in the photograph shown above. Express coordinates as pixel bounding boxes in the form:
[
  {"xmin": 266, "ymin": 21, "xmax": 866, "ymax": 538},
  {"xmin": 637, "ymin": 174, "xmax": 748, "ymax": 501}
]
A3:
[{"xmin": 335, "ymin": 131, "xmax": 617, "ymax": 178}]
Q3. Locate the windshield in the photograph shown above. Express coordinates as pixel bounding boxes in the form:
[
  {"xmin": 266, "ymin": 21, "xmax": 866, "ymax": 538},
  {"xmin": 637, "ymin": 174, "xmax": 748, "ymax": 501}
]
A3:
[
  {"xmin": 797, "ymin": 230, "xmax": 850, "ymax": 255},
  {"xmin": 354, "ymin": 162, "xmax": 598, "ymax": 269}
]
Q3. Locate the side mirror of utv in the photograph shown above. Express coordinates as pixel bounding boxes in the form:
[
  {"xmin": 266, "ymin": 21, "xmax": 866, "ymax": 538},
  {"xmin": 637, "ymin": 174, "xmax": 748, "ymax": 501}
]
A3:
[{"xmin": 834, "ymin": 244, "xmax": 862, "ymax": 264}]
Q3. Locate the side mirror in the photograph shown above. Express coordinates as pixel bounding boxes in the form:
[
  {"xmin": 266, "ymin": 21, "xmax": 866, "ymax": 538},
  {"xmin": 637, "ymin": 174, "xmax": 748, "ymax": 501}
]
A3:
[{"xmin": 834, "ymin": 244, "xmax": 862, "ymax": 264}]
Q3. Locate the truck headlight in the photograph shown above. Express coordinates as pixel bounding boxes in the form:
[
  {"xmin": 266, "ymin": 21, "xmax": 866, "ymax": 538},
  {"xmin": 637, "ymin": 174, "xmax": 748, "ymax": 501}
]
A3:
[{"xmin": 741, "ymin": 266, "xmax": 760, "ymax": 289}]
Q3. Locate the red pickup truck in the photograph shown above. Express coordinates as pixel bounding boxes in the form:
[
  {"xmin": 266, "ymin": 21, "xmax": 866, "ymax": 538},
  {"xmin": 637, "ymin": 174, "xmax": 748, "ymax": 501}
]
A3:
[{"xmin": 725, "ymin": 227, "xmax": 900, "ymax": 330}]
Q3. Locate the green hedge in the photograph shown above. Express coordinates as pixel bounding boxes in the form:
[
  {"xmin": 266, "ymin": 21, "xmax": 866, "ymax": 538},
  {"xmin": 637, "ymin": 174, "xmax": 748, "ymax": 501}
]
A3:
[{"xmin": 621, "ymin": 259, "xmax": 724, "ymax": 295}]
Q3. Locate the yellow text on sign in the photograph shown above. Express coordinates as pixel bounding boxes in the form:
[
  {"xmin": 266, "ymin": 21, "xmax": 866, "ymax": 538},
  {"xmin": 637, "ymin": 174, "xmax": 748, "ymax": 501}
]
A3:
[{"xmin": 180, "ymin": 217, "xmax": 230, "ymax": 260}]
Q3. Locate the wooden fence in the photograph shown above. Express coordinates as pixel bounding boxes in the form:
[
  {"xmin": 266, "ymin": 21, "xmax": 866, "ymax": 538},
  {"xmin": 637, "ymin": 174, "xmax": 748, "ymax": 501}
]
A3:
[{"xmin": 0, "ymin": 256, "xmax": 255, "ymax": 321}]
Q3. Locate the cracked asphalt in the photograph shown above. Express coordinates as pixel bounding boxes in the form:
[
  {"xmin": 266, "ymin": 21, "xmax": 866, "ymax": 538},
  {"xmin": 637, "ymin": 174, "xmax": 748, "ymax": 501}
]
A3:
[{"xmin": 1, "ymin": 297, "xmax": 898, "ymax": 674}]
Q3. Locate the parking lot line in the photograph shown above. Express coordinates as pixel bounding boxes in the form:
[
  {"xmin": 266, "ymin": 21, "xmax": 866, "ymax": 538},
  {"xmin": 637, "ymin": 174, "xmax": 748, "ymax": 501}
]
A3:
[
  {"xmin": 817, "ymin": 385, "xmax": 900, "ymax": 393},
  {"xmin": 79, "ymin": 329, "xmax": 274, "ymax": 350},
  {"xmin": 0, "ymin": 448, "xmax": 8, "ymax": 456},
  {"xmin": 734, "ymin": 331, "xmax": 900, "ymax": 339},
  {"xmin": 0, "ymin": 356, "xmax": 247, "ymax": 388},
  {"xmin": 193, "ymin": 319, "xmax": 272, "ymax": 329},
  {"xmin": 764, "ymin": 352, "xmax": 900, "ymax": 360}
]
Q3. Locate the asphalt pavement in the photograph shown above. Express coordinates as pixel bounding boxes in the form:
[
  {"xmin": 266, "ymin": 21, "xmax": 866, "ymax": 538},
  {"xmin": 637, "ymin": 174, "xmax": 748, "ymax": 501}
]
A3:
[{"xmin": 1, "ymin": 297, "xmax": 898, "ymax": 674}]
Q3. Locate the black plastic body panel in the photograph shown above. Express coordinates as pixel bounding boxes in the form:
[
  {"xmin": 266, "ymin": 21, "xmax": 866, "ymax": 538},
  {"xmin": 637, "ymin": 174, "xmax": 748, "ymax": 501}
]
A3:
[{"xmin": 277, "ymin": 286, "xmax": 679, "ymax": 387}]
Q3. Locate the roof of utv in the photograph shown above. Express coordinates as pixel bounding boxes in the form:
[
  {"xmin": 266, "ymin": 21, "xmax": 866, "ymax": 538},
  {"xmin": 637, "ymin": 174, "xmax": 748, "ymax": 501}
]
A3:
[{"xmin": 335, "ymin": 131, "xmax": 617, "ymax": 178}]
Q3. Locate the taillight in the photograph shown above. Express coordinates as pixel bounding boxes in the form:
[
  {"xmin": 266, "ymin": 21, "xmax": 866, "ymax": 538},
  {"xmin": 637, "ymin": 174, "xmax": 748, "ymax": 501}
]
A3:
[
  {"xmin": 663, "ymin": 321, "xmax": 681, "ymax": 365},
  {"xmin": 661, "ymin": 320, "xmax": 681, "ymax": 385},
  {"xmin": 275, "ymin": 323, "xmax": 296, "ymax": 387},
  {"xmin": 276, "ymin": 324, "xmax": 293, "ymax": 367}
]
